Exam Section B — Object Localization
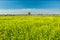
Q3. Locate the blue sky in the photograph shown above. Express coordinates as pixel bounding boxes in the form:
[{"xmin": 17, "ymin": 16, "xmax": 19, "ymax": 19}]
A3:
[
  {"xmin": 0, "ymin": 0, "xmax": 60, "ymax": 14},
  {"xmin": 0, "ymin": 0, "xmax": 60, "ymax": 9}
]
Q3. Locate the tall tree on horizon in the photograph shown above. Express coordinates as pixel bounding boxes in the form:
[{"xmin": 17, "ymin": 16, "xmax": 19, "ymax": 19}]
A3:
[{"xmin": 28, "ymin": 12, "xmax": 31, "ymax": 15}]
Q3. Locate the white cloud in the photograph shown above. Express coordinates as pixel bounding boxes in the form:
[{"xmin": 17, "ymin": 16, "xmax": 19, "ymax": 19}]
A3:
[{"xmin": 0, "ymin": 8, "xmax": 60, "ymax": 15}]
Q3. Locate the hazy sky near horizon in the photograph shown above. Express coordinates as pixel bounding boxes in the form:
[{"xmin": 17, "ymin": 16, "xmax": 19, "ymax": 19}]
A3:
[{"xmin": 0, "ymin": 0, "xmax": 60, "ymax": 14}]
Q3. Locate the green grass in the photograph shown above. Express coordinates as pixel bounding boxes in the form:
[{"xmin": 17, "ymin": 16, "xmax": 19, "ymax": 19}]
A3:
[{"xmin": 0, "ymin": 15, "xmax": 60, "ymax": 40}]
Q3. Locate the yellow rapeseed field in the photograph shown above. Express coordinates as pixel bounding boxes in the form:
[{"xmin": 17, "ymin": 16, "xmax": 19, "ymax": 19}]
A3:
[{"xmin": 0, "ymin": 15, "xmax": 60, "ymax": 40}]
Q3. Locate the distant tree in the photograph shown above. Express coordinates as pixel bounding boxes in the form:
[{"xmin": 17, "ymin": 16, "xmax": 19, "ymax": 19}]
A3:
[{"xmin": 28, "ymin": 12, "xmax": 31, "ymax": 15}]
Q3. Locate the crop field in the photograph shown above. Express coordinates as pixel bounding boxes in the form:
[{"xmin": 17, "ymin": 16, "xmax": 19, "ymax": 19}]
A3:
[{"xmin": 0, "ymin": 15, "xmax": 60, "ymax": 40}]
